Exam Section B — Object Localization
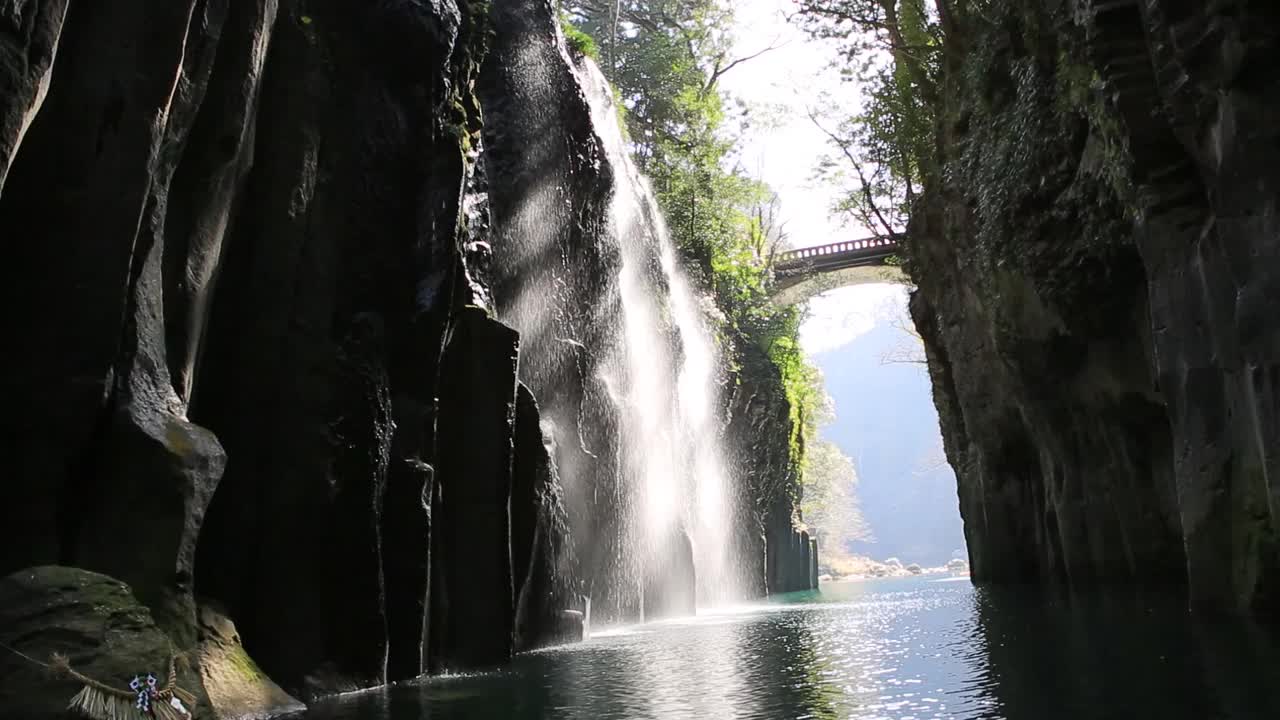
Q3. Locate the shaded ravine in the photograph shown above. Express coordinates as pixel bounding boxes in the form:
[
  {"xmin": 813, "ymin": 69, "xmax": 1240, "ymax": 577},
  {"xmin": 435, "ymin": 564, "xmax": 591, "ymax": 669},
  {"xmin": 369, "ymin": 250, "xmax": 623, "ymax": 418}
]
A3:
[{"xmin": 0, "ymin": 0, "xmax": 814, "ymax": 717}]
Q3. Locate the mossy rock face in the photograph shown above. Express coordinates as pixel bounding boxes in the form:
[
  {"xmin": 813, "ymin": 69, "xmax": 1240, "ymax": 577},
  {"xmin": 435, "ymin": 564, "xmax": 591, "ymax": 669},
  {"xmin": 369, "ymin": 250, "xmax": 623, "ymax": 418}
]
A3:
[
  {"xmin": 0, "ymin": 566, "xmax": 210, "ymax": 720},
  {"xmin": 194, "ymin": 603, "xmax": 305, "ymax": 720}
]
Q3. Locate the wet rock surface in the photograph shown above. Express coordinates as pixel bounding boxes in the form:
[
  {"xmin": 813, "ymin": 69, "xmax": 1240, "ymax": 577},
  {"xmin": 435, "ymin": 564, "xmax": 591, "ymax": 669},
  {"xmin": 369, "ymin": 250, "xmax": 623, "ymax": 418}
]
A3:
[
  {"xmin": 0, "ymin": 0, "xmax": 817, "ymax": 706},
  {"xmin": 0, "ymin": 567, "xmax": 210, "ymax": 720},
  {"xmin": 728, "ymin": 343, "xmax": 819, "ymax": 595},
  {"xmin": 909, "ymin": 0, "xmax": 1280, "ymax": 612},
  {"xmin": 429, "ymin": 307, "xmax": 521, "ymax": 672},
  {"xmin": 195, "ymin": 603, "xmax": 305, "ymax": 720},
  {"xmin": 512, "ymin": 383, "xmax": 581, "ymax": 652}
]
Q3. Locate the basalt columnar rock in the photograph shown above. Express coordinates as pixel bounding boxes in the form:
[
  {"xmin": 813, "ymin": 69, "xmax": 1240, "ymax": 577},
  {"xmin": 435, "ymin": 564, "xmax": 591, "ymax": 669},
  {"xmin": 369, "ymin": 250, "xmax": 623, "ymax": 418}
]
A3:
[
  {"xmin": 429, "ymin": 307, "xmax": 520, "ymax": 672},
  {"xmin": 0, "ymin": 0, "xmax": 812, "ymax": 707},
  {"xmin": 0, "ymin": 0, "xmax": 560, "ymax": 703},
  {"xmin": 478, "ymin": 0, "xmax": 630, "ymax": 620},
  {"xmin": 511, "ymin": 383, "xmax": 583, "ymax": 651},
  {"xmin": 727, "ymin": 342, "xmax": 819, "ymax": 595},
  {"xmin": 908, "ymin": 0, "xmax": 1280, "ymax": 612}
]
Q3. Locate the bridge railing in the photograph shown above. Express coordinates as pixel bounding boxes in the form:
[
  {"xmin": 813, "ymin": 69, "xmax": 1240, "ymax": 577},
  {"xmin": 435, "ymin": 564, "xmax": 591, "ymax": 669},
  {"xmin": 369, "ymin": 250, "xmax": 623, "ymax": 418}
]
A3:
[{"xmin": 774, "ymin": 235, "xmax": 898, "ymax": 265}]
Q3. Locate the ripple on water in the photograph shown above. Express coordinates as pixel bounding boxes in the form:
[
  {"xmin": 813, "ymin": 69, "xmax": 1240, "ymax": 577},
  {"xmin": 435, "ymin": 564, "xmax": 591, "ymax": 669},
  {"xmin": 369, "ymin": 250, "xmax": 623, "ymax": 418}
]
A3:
[{"xmin": 298, "ymin": 577, "xmax": 1280, "ymax": 720}]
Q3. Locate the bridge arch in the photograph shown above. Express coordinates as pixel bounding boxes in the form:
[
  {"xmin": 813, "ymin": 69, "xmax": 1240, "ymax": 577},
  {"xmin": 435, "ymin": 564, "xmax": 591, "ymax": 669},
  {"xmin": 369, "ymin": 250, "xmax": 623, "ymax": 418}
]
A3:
[
  {"xmin": 771, "ymin": 264, "xmax": 908, "ymax": 306},
  {"xmin": 770, "ymin": 236, "xmax": 909, "ymax": 306}
]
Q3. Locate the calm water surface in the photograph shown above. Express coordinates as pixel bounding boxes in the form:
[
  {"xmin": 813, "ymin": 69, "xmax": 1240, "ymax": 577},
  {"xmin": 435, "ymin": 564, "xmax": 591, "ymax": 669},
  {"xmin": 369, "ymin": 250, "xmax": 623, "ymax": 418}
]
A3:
[{"xmin": 300, "ymin": 577, "xmax": 1280, "ymax": 719}]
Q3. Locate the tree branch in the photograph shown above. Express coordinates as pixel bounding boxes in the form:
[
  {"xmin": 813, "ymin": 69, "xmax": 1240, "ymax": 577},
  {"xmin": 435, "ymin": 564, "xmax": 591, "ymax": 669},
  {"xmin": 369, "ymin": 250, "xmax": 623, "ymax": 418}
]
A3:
[
  {"xmin": 702, "ymin": 37, "xmax": 789, "ymax": 95},
  {"xmin": 806, "ymin": 107, "xmax": 900, "ymax": 240}
]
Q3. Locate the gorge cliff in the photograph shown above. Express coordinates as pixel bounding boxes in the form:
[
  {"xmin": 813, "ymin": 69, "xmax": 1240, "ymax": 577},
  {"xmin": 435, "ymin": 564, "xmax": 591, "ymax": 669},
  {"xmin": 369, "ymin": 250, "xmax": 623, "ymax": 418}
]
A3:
[
  {"xmin": 908, "ymin": 0, "xmax": 1280, "ymax": 614},
  {"xmin": 0, "ymin": 0, "xmax": 814, "ymax": 715}
]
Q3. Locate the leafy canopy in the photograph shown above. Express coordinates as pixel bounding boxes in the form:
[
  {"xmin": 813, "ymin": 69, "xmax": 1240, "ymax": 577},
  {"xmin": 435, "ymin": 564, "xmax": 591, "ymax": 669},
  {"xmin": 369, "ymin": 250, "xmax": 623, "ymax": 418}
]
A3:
[{"xmin": 794, "ymin": 0, "xmax": 951, "ymax": 237}]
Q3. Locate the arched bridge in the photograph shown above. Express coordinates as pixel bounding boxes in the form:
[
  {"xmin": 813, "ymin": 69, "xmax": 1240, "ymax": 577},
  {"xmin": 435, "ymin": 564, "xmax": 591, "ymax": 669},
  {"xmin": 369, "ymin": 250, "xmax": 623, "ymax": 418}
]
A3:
[{"xmin": 770, "ymin": 236, "xmax": 905, "ymax": 305}]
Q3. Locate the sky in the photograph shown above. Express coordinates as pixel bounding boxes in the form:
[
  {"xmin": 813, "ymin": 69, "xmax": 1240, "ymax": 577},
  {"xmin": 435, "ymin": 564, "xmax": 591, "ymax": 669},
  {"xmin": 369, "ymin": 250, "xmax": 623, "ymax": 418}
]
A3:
[
  {"xmin": 718, "ymin": 0, "xmax": 843, "ymax": 249},
  {"xmin": 717, "ymin": 0, "xmax": 904, "ymax": 353}
]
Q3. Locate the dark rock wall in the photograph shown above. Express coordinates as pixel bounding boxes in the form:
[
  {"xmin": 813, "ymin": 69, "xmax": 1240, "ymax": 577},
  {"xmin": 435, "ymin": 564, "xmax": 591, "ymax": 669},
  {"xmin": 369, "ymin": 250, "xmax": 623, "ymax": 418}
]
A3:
[
  {"xmin": 511, "ymin": 383, "xmax": 581, "ymax": 651},
  {"xmin": 0, "ymin": 0, "xmax": 582, "ymax": 701},
  {"xmin": 727, "ymin": 342, "xmax": 819, "ymax": 595},
  {"xmin": 429, "ymin": 307, "xmax": 520, "ymax": 672},
  {"xmin": 0, "ymin": 0, "xmax": 68, "ymax": 192},
  {"xmin": 478, "ymin": 0, "xmax": 629, "ymax": 618},
  {"xmin": 1088, "ymin": 0, "xmax": 1280, "ymax": 614},
  {"xmin": 0, "ymin": 0, "xmax": 812, "ymax": 705},
  {"xmin": 909, "ymin": 0, "xmax": 1280, "ymax": 612}
]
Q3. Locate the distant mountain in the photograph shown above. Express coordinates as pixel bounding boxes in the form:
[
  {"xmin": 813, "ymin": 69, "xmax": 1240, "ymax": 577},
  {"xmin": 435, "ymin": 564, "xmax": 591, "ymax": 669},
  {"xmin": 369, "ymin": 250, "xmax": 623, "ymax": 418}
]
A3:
[{"xmin": 812, "ymin": 321, "xmax": 967, "ymax": 567}]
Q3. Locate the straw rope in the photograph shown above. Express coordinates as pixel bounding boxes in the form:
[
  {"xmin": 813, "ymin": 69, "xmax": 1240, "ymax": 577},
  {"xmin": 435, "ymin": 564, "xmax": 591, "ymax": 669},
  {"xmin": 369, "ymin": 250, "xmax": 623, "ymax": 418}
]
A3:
[
  {"xmin": 3, "ymin": 643, "xmax": 196, "ymax": 719},
  {"xmin": 50, "ymin": 654, "xmax": 138, "ymax": 699}
]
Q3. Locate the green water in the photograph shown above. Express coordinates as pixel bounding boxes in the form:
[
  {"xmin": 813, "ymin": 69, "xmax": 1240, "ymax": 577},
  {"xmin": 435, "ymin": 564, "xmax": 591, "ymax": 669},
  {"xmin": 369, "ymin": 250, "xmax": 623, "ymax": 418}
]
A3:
[{"xmin": 299, "ymin": 577, "xmax": 1280, "ymax": 719}]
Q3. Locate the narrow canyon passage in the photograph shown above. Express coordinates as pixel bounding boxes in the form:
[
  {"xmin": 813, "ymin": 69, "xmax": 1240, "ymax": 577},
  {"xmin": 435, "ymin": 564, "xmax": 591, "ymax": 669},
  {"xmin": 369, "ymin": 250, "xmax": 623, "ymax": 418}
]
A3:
[{"xmin": 2, "ymin": 1, "xmax": 1280, "ymax": 719}]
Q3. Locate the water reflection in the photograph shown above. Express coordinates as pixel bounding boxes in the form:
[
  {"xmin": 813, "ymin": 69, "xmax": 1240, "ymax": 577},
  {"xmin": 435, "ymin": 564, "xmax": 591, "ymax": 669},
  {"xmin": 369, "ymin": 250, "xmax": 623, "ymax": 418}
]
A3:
[
  {"xmin": 975, "ymin": 584, "xmax": 1280, "ymax": 720},
  {"xmin": 299, "ymin": 578, "xmax": 1280, "ymax": 720}
]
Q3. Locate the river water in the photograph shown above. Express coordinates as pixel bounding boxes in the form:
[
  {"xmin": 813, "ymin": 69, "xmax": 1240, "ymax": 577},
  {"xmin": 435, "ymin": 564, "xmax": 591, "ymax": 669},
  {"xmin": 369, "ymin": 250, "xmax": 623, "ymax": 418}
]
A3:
[{"xmin": 300, "ymin": 577, "xmax": 1280, "ymax": 719}]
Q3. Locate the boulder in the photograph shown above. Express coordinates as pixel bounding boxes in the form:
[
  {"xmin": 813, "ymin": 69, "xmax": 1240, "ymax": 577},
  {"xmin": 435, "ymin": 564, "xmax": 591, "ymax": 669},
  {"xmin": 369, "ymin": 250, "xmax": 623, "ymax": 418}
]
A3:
[
  {"xmin": 194, "ymin": 603, "xmax": 305, "ymax": 720},
  {"xmin": 0, "ymin": 566, "xmax": 208, "ymax": 720}
]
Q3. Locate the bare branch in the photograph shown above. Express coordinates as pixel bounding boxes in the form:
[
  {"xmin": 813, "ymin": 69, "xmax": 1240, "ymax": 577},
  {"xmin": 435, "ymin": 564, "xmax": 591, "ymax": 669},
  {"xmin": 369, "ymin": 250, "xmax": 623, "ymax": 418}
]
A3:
[
  {"xmin": 878, "ymin": 298, "xmax": 927, "ymax": 366},
  {"xmin": 702, "ymin": 37, "xmax": 790, "ymax": 95},
  {"xmin": 805, "ymin": 106, "xmax": 900, "ymax": 240}
]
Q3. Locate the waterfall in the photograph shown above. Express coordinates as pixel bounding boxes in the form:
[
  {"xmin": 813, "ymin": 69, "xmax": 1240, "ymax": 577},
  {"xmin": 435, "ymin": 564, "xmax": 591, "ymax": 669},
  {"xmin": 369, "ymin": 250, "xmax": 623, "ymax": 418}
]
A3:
[
  {"xmin": 572, "ymin": 59, "xmax": 743, "ymax": 613},
  {"xmin": 482, "ymin": 16, "xmax": 745, "ymax": 619}
]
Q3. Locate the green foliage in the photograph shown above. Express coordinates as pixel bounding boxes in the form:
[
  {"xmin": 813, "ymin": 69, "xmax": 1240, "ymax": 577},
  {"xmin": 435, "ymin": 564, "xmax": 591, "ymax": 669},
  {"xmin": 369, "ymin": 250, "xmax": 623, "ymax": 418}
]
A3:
[
  {"xmin": 560, "ymin": 16, "xmax": 600, "ymax": 60},
  {"xmin": 800, "ymin": 440, "xmax": 869, "ymax": 553},
  {"xmin": 796, "ymin": 0, "xmax": 947, "ymax": 235}
]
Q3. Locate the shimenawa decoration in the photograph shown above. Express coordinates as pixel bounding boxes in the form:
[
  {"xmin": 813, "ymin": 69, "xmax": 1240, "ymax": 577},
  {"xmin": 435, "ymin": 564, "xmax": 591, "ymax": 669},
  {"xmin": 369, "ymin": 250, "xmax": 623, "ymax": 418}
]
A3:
[{"xmin": 2, "ymin": 643, "xmax": 196, "ymax": 720}]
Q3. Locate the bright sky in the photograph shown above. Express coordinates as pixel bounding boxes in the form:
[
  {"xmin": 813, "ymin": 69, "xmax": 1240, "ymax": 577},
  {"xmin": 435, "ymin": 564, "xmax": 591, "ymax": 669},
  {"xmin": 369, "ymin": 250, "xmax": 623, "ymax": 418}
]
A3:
[
  {"xmin": 718, "ymin": 0, "xmax": 842, "ymax": 247},
  {"xmin": 718, "ymin": 0, "xmax": 905, "ymax": 354}
]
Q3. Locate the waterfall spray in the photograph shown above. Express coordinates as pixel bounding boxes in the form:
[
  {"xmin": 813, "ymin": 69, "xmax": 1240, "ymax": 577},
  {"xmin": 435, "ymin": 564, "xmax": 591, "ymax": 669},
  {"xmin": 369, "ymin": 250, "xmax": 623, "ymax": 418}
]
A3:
[
  {"xmin": 484, "ymin": 20, "xmax": 746, "ymax": 620},
  {"xmin": 574, "ymin": 59, "xmax": 744, "ymax": 613}
]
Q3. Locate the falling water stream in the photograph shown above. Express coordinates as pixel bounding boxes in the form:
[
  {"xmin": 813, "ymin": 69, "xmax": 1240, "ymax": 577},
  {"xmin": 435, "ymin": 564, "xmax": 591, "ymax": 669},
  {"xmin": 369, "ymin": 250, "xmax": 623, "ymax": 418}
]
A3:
[
  {"xmin": 484, "ymin": 40, "xmax": 742, "ymax": 617},
  {"xmin": 575, "ymin": 58, "xmax": 742, "ymax": 612}
]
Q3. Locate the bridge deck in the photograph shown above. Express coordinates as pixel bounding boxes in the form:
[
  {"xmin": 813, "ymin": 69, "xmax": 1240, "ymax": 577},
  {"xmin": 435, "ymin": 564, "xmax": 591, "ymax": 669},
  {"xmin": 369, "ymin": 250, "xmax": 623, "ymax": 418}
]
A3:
[{"xmin": 774, "ymin": 236, "xmax": 900, "ymax": 276}]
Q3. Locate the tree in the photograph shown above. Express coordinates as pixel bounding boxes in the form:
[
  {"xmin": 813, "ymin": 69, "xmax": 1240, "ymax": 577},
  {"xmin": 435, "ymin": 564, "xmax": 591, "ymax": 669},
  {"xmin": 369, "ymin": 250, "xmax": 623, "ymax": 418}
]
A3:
[
  {"xmin": 793, "ymin": 0, "xmax": 955, "ymax": 241},
  {"xmin": 564, "ymin": 1, "xmax": 779, "ymax": 170},
  {"xmin": 562, "ymin": 2, "xmax": 838, "ymax": 523},
  {"xmin": 800, "ymin": 439, "xmax": 870, "ymax": 557},
  {"xmin": 563, "ymin": 1, "xmax": 806, "ymax": 371}
]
